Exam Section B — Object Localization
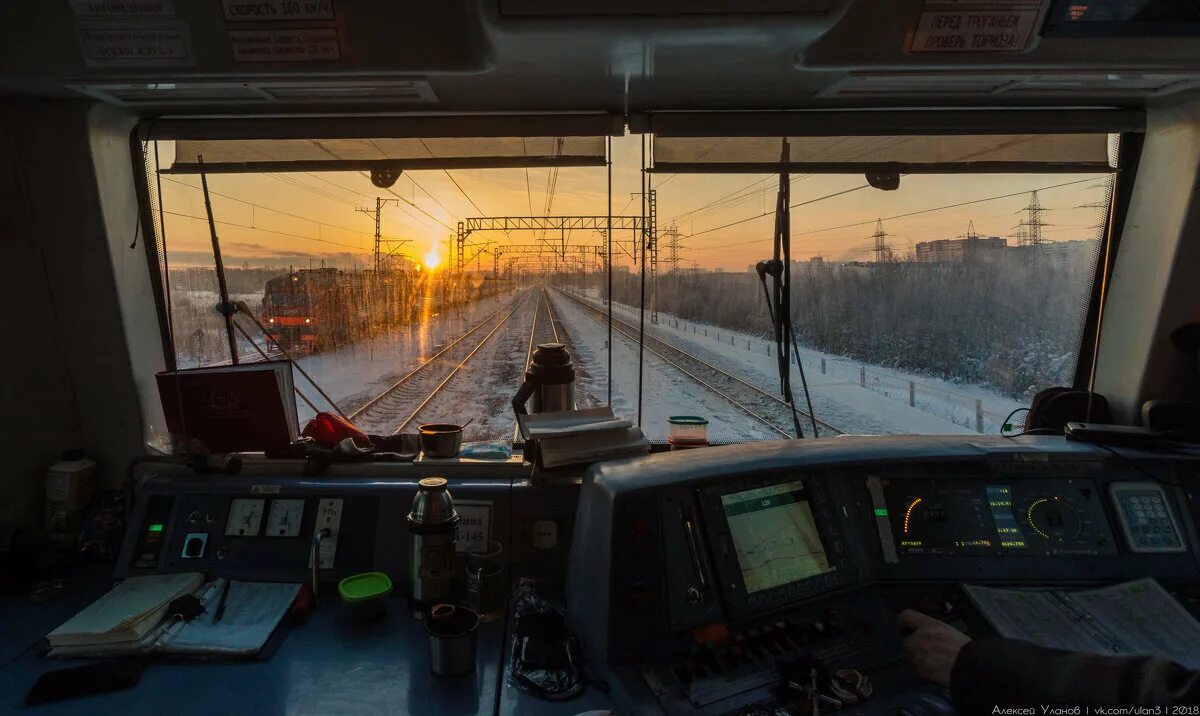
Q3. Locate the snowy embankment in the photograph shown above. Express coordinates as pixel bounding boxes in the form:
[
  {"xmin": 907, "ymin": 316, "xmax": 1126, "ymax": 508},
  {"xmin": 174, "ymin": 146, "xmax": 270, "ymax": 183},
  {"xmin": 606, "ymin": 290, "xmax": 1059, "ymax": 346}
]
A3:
[
  {"xmin": 559, "ymin": 288, "xmax": 1023, "ymax": 436},
  {"xmin": 290, "ymin": 289, "xmax": 521, "ymax": 422},
  {"xmin": 549, "ymin": 289, "xmax": 784, "ymax": 442}
]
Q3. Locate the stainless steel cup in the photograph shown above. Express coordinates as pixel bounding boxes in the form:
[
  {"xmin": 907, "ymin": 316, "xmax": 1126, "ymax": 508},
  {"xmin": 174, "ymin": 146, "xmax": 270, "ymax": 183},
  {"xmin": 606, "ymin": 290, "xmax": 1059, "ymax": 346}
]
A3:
[{"xmin": 425, "ymin": 604, "xmax": 479, "ymax": 677}]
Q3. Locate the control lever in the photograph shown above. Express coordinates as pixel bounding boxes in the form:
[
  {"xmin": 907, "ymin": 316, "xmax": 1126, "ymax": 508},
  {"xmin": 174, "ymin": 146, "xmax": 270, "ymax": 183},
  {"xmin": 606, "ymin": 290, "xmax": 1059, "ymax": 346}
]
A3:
[
  {"xmin": 310, "ymin": 528, "xmax": 331, "ymax": 606},
  {"xmin": 680, "ymin": 508, "xmax": 709, "ymax": 593}
]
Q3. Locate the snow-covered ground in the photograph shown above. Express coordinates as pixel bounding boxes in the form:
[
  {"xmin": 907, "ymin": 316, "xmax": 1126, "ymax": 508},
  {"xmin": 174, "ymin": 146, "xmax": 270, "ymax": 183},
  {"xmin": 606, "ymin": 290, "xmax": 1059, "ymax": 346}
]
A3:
[
  {"xmin": 551, "ymin": 290, "xmax": 782, "ymax": 442},
  {"xmin": 560, "ymin": 287, "xmax": 1024, "ymax": 437},
  {"xmin": 289, "ymin": 288, "xmax": 520, "ymax": 422},
  {"xmin": 174, "ymin": 279, "xmax": 1025, "ymax": 441}
]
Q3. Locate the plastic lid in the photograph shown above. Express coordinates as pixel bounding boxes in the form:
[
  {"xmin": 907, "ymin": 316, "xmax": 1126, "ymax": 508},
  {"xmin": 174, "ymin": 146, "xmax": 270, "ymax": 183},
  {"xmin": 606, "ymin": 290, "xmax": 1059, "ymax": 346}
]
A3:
[
  {"xmin": 418, "ymin": 477, "xmax": 448, "ymax": 491},
  {"xmin": 338, "ymin": 572, "xmax": 393, "ymax": 603},
  {"xmin": 667, "ymin": 416, "xmax": 709, "ymax": 425}
]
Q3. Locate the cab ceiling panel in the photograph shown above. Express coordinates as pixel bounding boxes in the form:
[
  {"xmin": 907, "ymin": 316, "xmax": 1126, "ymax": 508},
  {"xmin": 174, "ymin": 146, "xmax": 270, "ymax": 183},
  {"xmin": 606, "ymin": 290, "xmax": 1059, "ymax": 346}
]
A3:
[
  {"xmin": 805, "ymin": 0, "xmax": 1200, "ymax": 71},
  {"xmin": 500, "ymin": 0, "xmax": 835, "ymax": 16},
  {"xmin": 0, "ymin": 1, "xmax": 489, "ymax": 98}
]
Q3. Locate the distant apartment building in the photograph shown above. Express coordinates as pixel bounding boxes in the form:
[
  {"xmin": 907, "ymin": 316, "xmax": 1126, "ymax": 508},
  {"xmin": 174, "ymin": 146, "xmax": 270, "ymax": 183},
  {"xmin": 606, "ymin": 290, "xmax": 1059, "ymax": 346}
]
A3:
[{"xmin": 915, "ymin": 235, "xmax": 1007, "ymax": 263}]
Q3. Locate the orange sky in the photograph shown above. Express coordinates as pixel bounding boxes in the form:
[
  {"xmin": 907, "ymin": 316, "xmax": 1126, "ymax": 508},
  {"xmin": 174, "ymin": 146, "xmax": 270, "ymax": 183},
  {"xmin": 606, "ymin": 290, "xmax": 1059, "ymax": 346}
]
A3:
[{"xmin": 155, "ymin": 135, "xmax": 1112, "ymax": 272}]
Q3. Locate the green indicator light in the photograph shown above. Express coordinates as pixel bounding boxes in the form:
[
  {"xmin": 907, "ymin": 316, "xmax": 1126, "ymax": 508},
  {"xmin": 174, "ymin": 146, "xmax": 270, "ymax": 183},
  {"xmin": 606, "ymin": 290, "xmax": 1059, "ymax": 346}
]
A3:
[
  {"xmin": 874, "ymin": 508, "xmax": 888, "ymax": 517},
  {"xmin": 148, "ymin": 523, "xmax": 164, "ymax": 533}
]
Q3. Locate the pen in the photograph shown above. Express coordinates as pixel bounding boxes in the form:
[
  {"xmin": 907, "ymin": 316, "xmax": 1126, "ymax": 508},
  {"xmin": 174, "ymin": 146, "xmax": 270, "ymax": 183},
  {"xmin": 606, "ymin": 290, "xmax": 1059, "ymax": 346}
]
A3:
[{"xmin": 212, "ymin": 579, "xmax": 231, "ymax": 623}]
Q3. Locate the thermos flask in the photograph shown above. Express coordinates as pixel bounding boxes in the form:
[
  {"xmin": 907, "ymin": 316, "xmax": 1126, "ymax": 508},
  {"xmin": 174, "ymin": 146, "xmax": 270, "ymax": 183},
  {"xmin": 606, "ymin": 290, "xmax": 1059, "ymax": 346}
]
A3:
[{"xmin": 407, "ymin": 477, "xmax": 460, "ymax": 606}]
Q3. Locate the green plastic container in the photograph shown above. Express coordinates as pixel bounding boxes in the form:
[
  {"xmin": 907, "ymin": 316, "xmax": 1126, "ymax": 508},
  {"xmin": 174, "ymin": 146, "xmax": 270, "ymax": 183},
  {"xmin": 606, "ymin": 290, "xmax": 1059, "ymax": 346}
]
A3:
[
  {"xmin": 667, "ymin": 415, "xmax": 709, "ymax": 445},
  {"xmin": 339, "ymin": 572, "xmax": 393, "ymax": 622}
]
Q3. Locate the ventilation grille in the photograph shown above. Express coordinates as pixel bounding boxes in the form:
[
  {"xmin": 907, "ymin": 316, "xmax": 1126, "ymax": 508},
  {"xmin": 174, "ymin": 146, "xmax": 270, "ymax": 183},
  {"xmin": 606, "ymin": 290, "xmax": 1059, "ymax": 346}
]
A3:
[
  {"xmin": 820, "ymin": 72, "xmax": 1200, "ymax": 99},
  {"xmin": 68, "ymin": 80, "xmax": 437, "ymax": 106}
]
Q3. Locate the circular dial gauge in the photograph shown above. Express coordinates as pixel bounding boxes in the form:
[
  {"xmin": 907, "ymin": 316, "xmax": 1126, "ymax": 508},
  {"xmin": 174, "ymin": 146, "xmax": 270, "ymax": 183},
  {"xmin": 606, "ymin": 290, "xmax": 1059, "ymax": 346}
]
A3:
[{"xmin": 1024, "ymin": 496, "xmax": 1082, "ymax": 542}]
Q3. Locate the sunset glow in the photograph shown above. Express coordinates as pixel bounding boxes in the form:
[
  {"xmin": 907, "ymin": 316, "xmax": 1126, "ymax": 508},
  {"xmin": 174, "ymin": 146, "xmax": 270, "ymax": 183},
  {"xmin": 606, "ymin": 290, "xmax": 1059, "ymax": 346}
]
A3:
[{"xmin": 423, "ymin": 248, "xmax": 441, "ymax": 270}]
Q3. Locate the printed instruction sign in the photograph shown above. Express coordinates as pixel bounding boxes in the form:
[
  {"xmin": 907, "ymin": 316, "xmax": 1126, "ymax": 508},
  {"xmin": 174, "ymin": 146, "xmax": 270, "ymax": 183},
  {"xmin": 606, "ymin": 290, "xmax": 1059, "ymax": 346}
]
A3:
[
  {"xmin": 78, "ymin": 24, "xmax": 191, "ymax": 67},
  {"xmin": 70, "ymin": 0, "xmax": 176, "ymax": 17},
  {"xmin": 220, "ymin": 0, "xmax": 335, "ymax": 22},
  {"xmin": 455, "ymin": 500, "xmax": 492, "ymax": 554},
  {"xmin": 909, "ymin": 9, "xmax": 1040, "ymax": 53},
  {"xmin": 229, "ymin": 28, "xmax": 340, "ymax": 61}
]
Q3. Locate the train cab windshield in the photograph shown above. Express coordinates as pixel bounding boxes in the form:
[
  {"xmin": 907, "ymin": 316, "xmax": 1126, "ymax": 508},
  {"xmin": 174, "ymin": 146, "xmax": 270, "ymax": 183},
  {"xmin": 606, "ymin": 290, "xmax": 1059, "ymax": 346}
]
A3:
[{"xmin": 145, "ymin": 132, "xmax": 1118, "ymax": 444}]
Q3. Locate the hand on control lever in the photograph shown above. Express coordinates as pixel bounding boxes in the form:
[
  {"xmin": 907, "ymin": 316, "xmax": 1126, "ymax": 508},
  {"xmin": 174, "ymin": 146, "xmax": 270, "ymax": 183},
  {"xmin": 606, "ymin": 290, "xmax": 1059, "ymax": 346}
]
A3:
[{"xmin": 898, "ymin": 609, "xmax": 971, "ymax": 688}]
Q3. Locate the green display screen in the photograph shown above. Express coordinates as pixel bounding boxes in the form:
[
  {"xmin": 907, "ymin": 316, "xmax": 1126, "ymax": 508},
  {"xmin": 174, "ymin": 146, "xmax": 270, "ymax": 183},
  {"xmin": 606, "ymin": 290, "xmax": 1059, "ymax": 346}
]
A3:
[
  {"xmin": 148, "ymin": 523, "xmax": 164, "ymax": 533},
  {"xmin": 720, "ymin": 480, "xmax": 833, "ymax": 594}
]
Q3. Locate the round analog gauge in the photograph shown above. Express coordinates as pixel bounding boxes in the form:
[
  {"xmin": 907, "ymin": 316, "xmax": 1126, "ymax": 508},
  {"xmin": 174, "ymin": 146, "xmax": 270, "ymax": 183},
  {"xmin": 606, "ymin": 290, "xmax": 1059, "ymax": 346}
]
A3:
[{"xmin": 1024, "ymin": 496, "xmax": 1081, "ymax": 543}]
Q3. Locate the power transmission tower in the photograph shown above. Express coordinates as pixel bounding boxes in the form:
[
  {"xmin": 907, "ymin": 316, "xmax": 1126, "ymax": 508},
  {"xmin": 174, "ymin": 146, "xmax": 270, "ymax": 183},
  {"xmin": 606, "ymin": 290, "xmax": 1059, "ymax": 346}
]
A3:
[
  {"xmin": 661, "ymin": 224, "xmax": 682, "ymax": 273},
  {"xmin": 356, "ymin": 197, "xmax": 401, "ymax": 272},
  {"xmin": 1010, "ymin": 222, "xmax": 1029, "ymax": 247},
  {"xmin": 1019, "ymin": 190, "xmax": 1050, "ymax": 246},
  {"xmin": 870, "ymin": 218, "xmax": 893, "ymax": 263}
]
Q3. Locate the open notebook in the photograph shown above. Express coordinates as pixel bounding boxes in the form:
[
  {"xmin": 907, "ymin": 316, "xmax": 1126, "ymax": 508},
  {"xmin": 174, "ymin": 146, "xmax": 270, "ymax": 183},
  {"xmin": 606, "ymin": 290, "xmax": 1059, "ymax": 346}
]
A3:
[{"xmin": 47, "ymin": 574, "xmax": 300, "ymax": 659}]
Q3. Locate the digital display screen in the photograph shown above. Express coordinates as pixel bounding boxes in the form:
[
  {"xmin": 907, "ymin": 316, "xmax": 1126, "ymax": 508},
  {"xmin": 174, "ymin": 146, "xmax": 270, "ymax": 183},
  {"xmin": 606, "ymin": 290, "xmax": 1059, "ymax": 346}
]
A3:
[{"xmin": 720, "ymin": 480, "xmax": 832, "ymax": 594}]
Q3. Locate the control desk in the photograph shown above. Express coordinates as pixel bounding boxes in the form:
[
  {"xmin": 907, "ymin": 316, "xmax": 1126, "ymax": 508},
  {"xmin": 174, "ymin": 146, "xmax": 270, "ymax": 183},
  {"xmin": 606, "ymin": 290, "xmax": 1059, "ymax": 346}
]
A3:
[
  {"xmin": 5, "ymin": 436, "xmax": 1200, "ymax": 715},
  {"xmin": 567, "ymin": 436, "xmax": 1200, "ymax": 714}
]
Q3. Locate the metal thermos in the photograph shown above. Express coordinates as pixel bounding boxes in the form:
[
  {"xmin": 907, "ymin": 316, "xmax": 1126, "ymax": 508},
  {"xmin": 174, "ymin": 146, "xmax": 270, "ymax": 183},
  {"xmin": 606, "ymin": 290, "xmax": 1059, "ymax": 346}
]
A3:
[
  {"xmin": 525, "ymin": 343, "xmax": 576, "ymax": 414},
  {"xmin": 407, "ymin": 477, "xmax": 460, "ymax": 606}
]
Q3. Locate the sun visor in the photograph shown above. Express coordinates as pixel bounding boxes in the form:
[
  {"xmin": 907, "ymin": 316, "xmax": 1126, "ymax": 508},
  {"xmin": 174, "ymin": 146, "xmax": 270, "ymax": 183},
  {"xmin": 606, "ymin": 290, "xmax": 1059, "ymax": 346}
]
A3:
[
  {"xmin": 652, "ymin": 134, "xmax": 1115, "ymax": 174},
  {"xmin": 642, "ymin": 110, "xmax": 1135, "ymax": 174},
  {"xmin": 162, "ymin": 115, "xmax": 618, "ymax": 177}
]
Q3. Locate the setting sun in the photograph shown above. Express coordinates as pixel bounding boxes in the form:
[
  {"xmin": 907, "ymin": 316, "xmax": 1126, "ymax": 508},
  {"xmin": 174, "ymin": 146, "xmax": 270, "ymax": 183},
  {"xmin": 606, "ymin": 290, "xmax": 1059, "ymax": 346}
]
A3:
[{"xmin": 423, "ymin": 248, "xmax": 441, "ymax": 270}]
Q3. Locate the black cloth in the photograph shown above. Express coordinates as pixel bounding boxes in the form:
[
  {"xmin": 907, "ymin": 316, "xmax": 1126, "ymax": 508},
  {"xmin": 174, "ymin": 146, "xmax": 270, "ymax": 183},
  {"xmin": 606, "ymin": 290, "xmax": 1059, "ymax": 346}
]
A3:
[{"xmin": 951, "ymin": 638, "xmax": 1200, "ymax": 712}]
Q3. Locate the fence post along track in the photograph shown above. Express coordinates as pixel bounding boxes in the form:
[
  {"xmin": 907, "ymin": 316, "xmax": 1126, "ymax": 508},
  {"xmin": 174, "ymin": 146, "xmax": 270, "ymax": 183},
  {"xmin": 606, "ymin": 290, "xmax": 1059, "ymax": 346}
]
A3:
[
  {"xmin": 551, "ymin": 288, "xmax": 844, "ymax": 438},
  {"xmin": 346, "ymin": 290, "xmax": 536, "ymax": 435}
]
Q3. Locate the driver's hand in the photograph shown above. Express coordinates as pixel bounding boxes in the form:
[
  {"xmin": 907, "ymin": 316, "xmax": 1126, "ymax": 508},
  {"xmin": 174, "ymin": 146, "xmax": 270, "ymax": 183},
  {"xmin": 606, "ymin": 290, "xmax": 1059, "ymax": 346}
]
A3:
[{"xmin": 898, "ymin": 609, "xmax": 971, "ymax": 687}]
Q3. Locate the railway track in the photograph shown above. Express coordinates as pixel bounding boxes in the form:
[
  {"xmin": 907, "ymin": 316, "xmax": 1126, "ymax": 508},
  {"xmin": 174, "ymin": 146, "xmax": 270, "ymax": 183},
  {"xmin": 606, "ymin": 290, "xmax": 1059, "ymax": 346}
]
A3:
[
  {"xmin": 348, "ymin": 289, "xmax": 535, "ymax": 435},
  {"xmin": 527, "ymin": 286, "xmax": 561, "ymax": 363},
  {"xmin": 553, "ymin": 288, "xmax": 845, "ymax": 438}
]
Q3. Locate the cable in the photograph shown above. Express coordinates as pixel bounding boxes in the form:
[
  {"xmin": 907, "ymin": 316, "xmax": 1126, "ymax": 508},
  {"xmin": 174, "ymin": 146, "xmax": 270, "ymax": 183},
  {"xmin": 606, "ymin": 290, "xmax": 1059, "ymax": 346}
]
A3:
[
  {"xmin": 360, "ymin": 172, "xmax": 455, "ymax": 231},
  {"xmin": 1000, "ymin": 407, "xmax": 1031, "ymax": 436},
  {"xmin": 162, "ymin": 210, "xmax": 369, "ymax": 253},
  {"xmin": 523, "ymin": 138, "xmax": 536, "ymax": 219},
  {"xmin": 690, "ymin": 176, "xmax": 1100, "ymax": 252},
  {"xmin": 687, "ymin": 183, "xmax": 873, "ymax": 244},
  {"xmin": 160, "ymin": 176, "xmax": 409, "ymax": 241}
]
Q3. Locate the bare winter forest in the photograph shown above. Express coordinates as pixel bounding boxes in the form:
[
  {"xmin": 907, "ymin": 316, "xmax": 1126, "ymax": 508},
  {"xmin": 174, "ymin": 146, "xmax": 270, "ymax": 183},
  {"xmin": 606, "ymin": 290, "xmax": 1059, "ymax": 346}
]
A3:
[{"xmin": 607, "ymin": 243, "xmax": 1098, "ymax": 403}]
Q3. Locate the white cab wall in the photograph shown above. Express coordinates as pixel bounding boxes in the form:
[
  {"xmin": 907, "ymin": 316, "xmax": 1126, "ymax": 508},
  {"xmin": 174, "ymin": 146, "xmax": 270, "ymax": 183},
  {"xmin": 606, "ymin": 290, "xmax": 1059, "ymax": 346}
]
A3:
[
  {"xmin": 1095, "ymin": 98, "xmax": 1200, "ymax": 422},
  {"xmin": 0, "ymin": 100, "xmax": 154, "ymax": 532}
]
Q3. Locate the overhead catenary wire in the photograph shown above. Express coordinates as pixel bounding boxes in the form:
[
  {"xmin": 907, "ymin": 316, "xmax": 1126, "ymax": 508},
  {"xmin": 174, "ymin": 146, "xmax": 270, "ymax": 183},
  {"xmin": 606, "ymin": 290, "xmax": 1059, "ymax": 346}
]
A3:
[
  {"xmin": 301, "ymin": 171, "xmax": 452, "ymax": 229},
  {"xmin": 685, "ymin": 184, "xmax": 873, "ymax": 243},
  {"xmin": 688, "ymin": 176, "xmax": 1102, "ymax": 252},
  {"xmin": 162, "ymin": 210, "xmax": 370, "ymax": 253},
  {"xmin": 160, "ymin": 175, "xmax": 409, "ymax": 242},
  {"xmin": 418, "ymin": 138, "xmax": 486, "ymax": 217},
  {"xmin": 359, "ymin": 172, "xmax": 455, "ymax": 231}
]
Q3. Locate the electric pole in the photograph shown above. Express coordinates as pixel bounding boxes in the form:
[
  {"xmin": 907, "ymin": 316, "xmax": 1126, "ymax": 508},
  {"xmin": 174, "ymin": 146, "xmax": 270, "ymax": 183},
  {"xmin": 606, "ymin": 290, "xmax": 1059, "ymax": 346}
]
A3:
[{"xmin": 357, "ymin": 197, "xmax": 400, "ymax": 272}]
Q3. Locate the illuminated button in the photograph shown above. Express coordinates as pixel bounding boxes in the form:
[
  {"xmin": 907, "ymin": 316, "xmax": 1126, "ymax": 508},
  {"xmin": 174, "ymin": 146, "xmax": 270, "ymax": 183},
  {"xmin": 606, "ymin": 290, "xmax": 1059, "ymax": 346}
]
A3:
[{"xmin": 181, "ymin": 532, "xmax": 208, "ymax": 559}]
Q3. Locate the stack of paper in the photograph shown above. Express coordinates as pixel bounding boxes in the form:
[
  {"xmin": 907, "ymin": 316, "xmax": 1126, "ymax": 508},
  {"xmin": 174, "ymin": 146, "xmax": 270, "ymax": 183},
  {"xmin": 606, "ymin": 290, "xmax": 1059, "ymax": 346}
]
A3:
[
  {"xmin": 521, "ymin": 407, "xmax": 649, "ymax": 468},
  {"xmin": 47, "ymin": 577, "xmax": 301, "ymax": 659},
  {"xmin": 963, "ymin": 578, "xmax": 1200, "ymax": 668},
  {"xmin": 48, "ymin": 572, "xmax": 204, "ymax": 648}
]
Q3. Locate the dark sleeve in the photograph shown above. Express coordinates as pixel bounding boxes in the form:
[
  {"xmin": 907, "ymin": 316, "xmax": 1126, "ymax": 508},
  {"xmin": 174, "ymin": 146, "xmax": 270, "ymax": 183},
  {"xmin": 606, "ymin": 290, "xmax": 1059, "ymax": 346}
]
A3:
[{"xmin": 951, "ymin": 638, "xmax": 1200, "ymax": 711}]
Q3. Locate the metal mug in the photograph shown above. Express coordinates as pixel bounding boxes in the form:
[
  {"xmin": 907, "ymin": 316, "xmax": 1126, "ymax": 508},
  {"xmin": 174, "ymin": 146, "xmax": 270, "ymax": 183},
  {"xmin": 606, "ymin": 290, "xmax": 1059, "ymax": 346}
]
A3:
[{"xmin": 425, "ymin": 604, "xmax": 479, "ymax": 677}]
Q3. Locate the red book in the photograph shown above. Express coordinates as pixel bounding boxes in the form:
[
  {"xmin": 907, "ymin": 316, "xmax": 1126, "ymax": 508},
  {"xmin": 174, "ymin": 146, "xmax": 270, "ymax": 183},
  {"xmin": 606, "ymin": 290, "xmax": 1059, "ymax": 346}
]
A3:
[{"xmin": 156, "ymin": 361, "xmax": 299, "ymax": 453}]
